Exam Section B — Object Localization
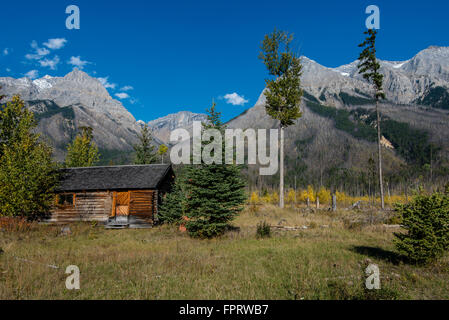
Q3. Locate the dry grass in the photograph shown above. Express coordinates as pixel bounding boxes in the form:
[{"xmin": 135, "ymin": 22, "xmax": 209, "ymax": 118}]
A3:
[{"xmin": 1, "ymin": 205, "xmax": 448, "ymax": 300}]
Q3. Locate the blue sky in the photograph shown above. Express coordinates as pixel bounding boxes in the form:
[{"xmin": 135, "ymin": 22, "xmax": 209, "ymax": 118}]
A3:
[{"xmin": 1, "ymin": 0, "xmax": 448, "ymax": 122}]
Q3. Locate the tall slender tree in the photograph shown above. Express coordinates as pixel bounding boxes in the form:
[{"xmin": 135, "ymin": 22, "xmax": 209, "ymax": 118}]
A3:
[
  {"xmin": 357, "ymin": 29, "xmax": 386, "ymax": 209},
  {"xmin": 134, "ymin": 123, "xmax": 157, "ymax": 164},
  {"xmin": 157, "ymin": 144, "xmax": 168, "ymax": 164},
  {"xmin": 259, "ymin": 28, "xmax": 303, "ymax": 208},
  {"xmin": 65, "ymin": 126, "xmax": 100, "ymax": 167}
]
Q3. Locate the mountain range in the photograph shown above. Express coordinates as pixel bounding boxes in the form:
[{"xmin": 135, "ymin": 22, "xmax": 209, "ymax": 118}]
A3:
[
  {"xmin": 1, "ymin": 46, "xmax": 448, "ymax": 188},
  {"xmin": 227, "ymin": 46, "xmax": 449, "ymax": 189}
]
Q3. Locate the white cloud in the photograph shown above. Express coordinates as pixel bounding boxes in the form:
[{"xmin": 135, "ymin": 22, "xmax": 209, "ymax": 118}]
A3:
[
  {"xmin": 6, "ymin": 68, "xmax": 11, "ymax": 72},
  {"xmin": 223, "ymin": 92, "xmax": 249, "ymax": 106},
  {"xmin": 98, "ymin": 77, "xmax": 116, "ymax": 89},
  {"xmin": 68, "ymin": 56, "xmax": 90, "ymax": 69},
  {"xmin": 43, "ymin": 38, "xmax": 67, "ymax": 50},
  {"xmin": 25, "ymin": 70, "xmax": 39, "ymax": 79},
  {"xmin": 39, "ymin": 56, "xmax": 60, "ymax": 70},
  {"xmin": 120, "ymin": 85, "xmax": 134, "ymax": 91},
  {"xmin": 3, "ymin": 48, "xmax": 10, "ymax": 56},
  {"xmin": 25, "ymin": 41, "xmax": 50, "ymax": 60},
  {"xmin": 115, "ymin": 92, "xmax": 130, "ymax": 99}
]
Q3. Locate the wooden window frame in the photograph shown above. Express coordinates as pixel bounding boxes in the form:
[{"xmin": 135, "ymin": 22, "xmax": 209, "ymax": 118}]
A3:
[{"xmin": 56, "ymin": 193, "xmax": 76, "ymax": 208}]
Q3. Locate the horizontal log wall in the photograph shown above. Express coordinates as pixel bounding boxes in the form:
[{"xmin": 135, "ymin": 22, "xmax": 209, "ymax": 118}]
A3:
[
  {"xmin": 47, "ymin": 192, "xmax": 112, "ymax": 224},
  {"xmin": 130, "ymin": 190, "xmax": 155, "ymax": 223}
]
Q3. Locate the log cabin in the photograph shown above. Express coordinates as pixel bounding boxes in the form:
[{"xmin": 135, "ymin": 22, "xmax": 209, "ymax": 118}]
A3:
[{"xmin": 48, "ymin": 164, "xmax": 175, "ymax": 228}]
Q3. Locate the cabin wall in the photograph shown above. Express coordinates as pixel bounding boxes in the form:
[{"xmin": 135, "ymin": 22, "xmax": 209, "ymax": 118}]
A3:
[
  {"xmin": 129, "ymin": 190, "xmax": 156, "ymax": 224},
  {"xmin": 48, "ymin": 190, "xmax": 159, "ymax": 225},
  {"xmin": 48, "ymin": 191, "xmax": 112, "ymax": 224}
]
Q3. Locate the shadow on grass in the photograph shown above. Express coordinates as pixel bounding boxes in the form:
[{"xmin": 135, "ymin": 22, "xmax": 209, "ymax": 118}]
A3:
[{"xmin": 351, "ymin": 246, "xmax": 407, "ymax": 265}]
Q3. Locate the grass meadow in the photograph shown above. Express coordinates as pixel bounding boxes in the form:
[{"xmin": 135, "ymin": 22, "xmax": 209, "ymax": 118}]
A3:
[{"xmin": 1, "ymin": 205, "xmax": 449, "ymax": 300}]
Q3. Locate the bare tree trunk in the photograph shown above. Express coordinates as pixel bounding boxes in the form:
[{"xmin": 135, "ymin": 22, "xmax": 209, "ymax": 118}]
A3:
[
  {"xmin": 376, "ymin": 100, "xmax": 385, "ymax": 209},
  {"xmin": 430, "ymin": 145, "xmax": 433, "ymax": 186},
  {"xmin": 294, "ymin": 176, "xmax": 297, "ymax": 206},
  {"xmin": 280, "ymin": 125, "xmax": 285, "ymax": 208}
]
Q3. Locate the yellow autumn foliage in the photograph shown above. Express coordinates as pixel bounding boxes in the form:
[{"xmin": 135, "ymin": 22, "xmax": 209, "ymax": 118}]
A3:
[
  {"xmin": 317, "ymin": 186, "xmax": 331, "ymax": 204},
  {"xmin": 249, "ymin": 191, "xmax": 259, "ymax": 204},
  {"xmin": 250, "ymin": 187, "xmax": 409, "ymax": 207},
  {"xmin": 286, "ymin": 189, "xmax": 296, "ymax": 204},
  {"xmin": 271, "ymin": 192, "xmax": 279, "ymax": 204}
]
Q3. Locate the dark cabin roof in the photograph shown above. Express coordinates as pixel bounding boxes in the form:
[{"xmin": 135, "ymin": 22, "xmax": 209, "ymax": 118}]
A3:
[{"xmin": 56, "ymin": 164, "xmax": 173, "ymax": 192}]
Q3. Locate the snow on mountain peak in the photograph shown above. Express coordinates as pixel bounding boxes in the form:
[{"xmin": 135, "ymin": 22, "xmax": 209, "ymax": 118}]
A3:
[{"xmin": 33, "ymin": 78, "xmax": 53, "ymax": 91}]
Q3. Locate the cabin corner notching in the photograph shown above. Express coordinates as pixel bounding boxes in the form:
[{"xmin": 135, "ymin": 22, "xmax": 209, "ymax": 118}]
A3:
[{"xmin": 48, "ymin": 164, "xmax": 174, "ymax": 228}]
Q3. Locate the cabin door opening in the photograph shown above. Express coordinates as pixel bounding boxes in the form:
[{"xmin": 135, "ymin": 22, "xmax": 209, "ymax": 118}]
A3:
[{"xmin": 112, "ymin": 192, "xmax": 130, "ymax": 219}]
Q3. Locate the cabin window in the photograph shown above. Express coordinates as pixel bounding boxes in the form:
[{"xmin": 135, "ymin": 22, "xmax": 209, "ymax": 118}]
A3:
[{"xmin": 57, "ymin": 194, "xmax": 75, "ymax": 207}]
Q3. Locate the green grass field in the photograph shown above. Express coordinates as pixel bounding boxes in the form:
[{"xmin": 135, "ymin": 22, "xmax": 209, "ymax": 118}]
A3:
[{"xmin": 1, "ymin": 205, "xmax": 448, "ymax": 300}]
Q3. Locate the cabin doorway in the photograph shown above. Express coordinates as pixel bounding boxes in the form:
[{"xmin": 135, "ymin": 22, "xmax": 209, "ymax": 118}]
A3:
[
  {"xmin": 106, "ymin": 191, "xmax": 130, "ymax": 228},
  {"xmin": 115, "ymin": 192, "xmax": 130, "ymax": 216}
]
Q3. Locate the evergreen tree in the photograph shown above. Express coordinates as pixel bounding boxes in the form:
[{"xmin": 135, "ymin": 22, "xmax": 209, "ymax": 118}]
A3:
[
  {"xmin": 183, "ymin": 103, "xmax": 246, "ymax": 238},
  {"xmin": 158, "ymin": 174, "xmax": 185, "ymax": 224},
  {"xmin": 134, "ymin": 123, "xmax": 157, "ymax": 164},
  {"xmin": 65, "ymin": 126, "xmax": 100, "ymax": 167},
  {"xmin": 259, "ymin": 28, "xmax": 303, "ymax": 208},
  {"xmin": 394, "ymin": 192, "xmax": 449, "ymax": 264},
  {"xmin": 0, "ymin": 95, "xmax": 59, "ymax": 218},
  {"xmin": 357, "ymin": 29, "xmax": 386, "ymax": 209}
]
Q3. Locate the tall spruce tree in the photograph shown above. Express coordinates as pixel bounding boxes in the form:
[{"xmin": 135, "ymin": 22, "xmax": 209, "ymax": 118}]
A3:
[
  {"xmin": 259, "ymin": 28, "xmax": 303, "ymax": 208},
  {"xmin": 357, "ymin": 29, "xmax": 386, "ymax": 209},
  {"xmin": 182, "ymin": 103, "xmax": 246, "ymax": 238},
  {"xmin": 0, "ymin": 95, "xmax": 59, "ymax": 218},
  {"xmin": 158, "ymin": 172, "xmax": 186, "ymax": 224},
  {"xmin": 134, "ymin": 123, "xmax": 157, "ymax": 164},
  {"xmin": 65, "ymin": 126, "xmax": 100, "ymax": 167}
]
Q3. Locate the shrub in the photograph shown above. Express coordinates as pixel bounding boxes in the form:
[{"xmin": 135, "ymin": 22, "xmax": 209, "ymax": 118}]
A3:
[
  {"xmin": 260, "ymin": 193, "xmax": 272, "ymax": 204},
  {"xmin": 256, "ymin": 221, "xmax": 271, "ymax": 238},
  {"xmin": 298, "ymin": 185, "xmax": 315, "ymax": 203},
  {"xmin": 286, "ymin": 189, "xmax": 296, "ymax": 205},
  {"xmin": 394, "ymin": 192, "xmax": 449, "ymax": 264},
  {"xmin": 249, "ymin": 191, "xmax": 259, "ymax": 205},
  {"xmin": 0, "ymin": 216, "xmax": 36, "ymax": 232},
  {"xmin": 317, "ymin": 186, "xmax": 331, "ymax": 205},
  {"xmin": 271, "ymin": 192, "xmax": 279, "ymax": 205}
]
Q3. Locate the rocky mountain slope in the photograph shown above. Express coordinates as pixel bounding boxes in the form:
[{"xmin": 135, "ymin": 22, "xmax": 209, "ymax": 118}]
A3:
[
  {"xmin": 0, "ymin": 69, "xmax": 142, "ymax": 161},
  {"xmin": 300, "ymin": 46, "xmax": 449, "ymax": 108},
  {"xmin": 227, "ymin": 46, "xmax": 449, "ymax": 190},
  {"xmin": 147, "ymin": 111, "xmax": 208, "ymax": 145},
  {"xmin": 1, "ymin": 46, "xmax": 448, "ymax": 188},
  {"xmin": 0, "ymin": 69, "xmax": 209, "ymax": 161}
]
